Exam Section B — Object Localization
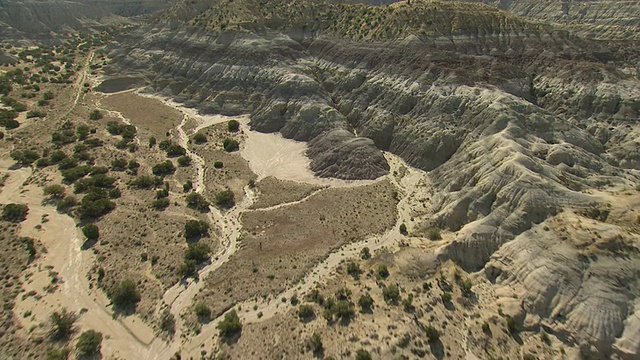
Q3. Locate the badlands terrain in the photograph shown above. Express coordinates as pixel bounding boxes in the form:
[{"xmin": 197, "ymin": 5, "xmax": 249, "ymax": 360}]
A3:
[{"xmin": 0, "ymin": 0, "xmax": 639, "ymax": 359}]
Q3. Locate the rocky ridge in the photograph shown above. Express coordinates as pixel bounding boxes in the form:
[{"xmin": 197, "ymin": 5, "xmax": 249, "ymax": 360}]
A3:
[{"xmin": 105, "ymin": 0, "xmax": 640, "ymax": 357}]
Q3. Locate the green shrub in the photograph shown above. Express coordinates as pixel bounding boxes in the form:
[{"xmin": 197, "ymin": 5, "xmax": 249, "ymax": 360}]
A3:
[
  {"xmin": 186, "ymin": 192, "xmax": 209, "ymax": 212},
  {"xmin": 399, "ymin": 223, "xmax": 407, "ymax": 234},
  {"xmin": 346, "ymin": 261, "xmax": 361, "ymax": 279},
  {"xmin": 298, "ymin": 305, "xmax": 315, "ymax": 321},
  {"xmin": 89, "ymin": 110, "xmax": 102, "ymax": 120},
  {"xmin": 82, "ymin": 223, "xmax": 99, "ymax": 240},
  {"xmin": 427, "ymin": 227, "xmax": 441, "ymax": 240},
  {"xmin": 195, "ymin": 302, "xmax": 211, "ymax": 322},
  {"xmin": 158, "ymin": 139, "xmax": 172, "ymax": 150},
  {"xmin": 360, "ymin": 247, "xmax": 371, "ymax": 260},
  {"xmin": 49, "ymin": 308, "xmax": 77, "ymax": 341},
  {"xmin": 358, "ymin": 293, "xmax": 373, "ymax": 311},
  {"xmin": 382, "ymin": 284, "xmax": 400, "ymax": 304},
  {"xmin": 75, "ymin": 330, "xmax": 102, "ymax": 357},
  {"xmin": 26, "ymin": 110, "xmax": 46, "ymax": 118},
  {"xmin": 376, "ymin": 264, "xmax": 389, "ymax": 279},
  {"xmin": 44, "ymin": 184, "xmax": 66, "ymax": 199},
  {"xmin": 217, "ymin": 310, "xmax": 242, "ymax": 338},
  {"xmin": 215, "ymin": 189, "xmax": 235, "ymax": 209},
  {"xmin": 177, "ymin": 155, "xmax": 192, "ymax": 167},
  {"xmin": 227, "ymin": 119, "xmax": 240, "ymax": 132},
  {"xmin": 355, "ymin": 349, "xmax": 371, "ymax": 360},
  {"xmin": 183, "ymin": 180, "xmax": 193, "ymax": 192},
  {"xmin": 110, "ymin": 158, "xmax": 127, "ymax": 171},
  {"xmin": 159, "ymin": 309, "xmax": 176, "ymax": 336},
  {"xmin": 213, "ymin": 161, "xmax": 223, "ymax": 169},
  {"xmin": 308, "ymin": 333, "xmax": 323, "ymax": 354},
  {"xmin": 222, "ymin": 138, "xmax": 239, "ymax": 152},
  {"xmin": 425, "ymin": 326, "xmax": 440, "ymax": 342},
  {"xmin": 152, "ymin": 160, "xmax": 176, "ymax": 177},
  {"xmin": 192, "ymin": 132, "xmax": 207, "ymax": 144},
  {"xmin": 2, "ymin": 203, "xmax": 28, "ymax": 222},
  {"xmin": 441, "ymin": 292, "xmax": 452, "ymax": 303},
  {"xmin": 165, "ymin": 144, "xmax": 186, "ymax": 157},
  {"xmin": 185, "ymin": 220, "xmax": 209, "ymax": 239},
  {"xmin": 108, "ymin": 280, "xmax": 140, "ymax": 309},
  {"xmin": 45, "ymin": 347, "xmax": 70, "ymax": 360},
  {"xmin": 184, "ymin": 242, "xmax": 211, "ymax": 263},
  {"xmin": 56, "ymin": 196, "xmax": 77, "ymax": 213},
  {"xmin": 129, "ymin": 175, "xmax": 162, "ymax": 189},
  {"xmin": 49, "ymin": 150, "xmax": 68, "ymax": 163},
  {"xmin": 148, "ymin": 136, "xmax": 156, "ymax": 148},
  {"xmin": 152, "ymin": 197, "xmax": 170, "ymax": 210}
]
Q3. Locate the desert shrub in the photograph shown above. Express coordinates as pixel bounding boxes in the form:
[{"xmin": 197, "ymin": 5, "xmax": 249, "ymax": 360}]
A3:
[
  {"xmin": 335, "ymin": 288, "xmax": 352, "ymax": 301},
  {"xmin": 51, "ymin": 130, "xmax": 76, "ymax": 145},
  {"xmin": 49, "ymin": 308, "xmax": 77, "ymax": 340},
  {"xmin": 328, "ymin": 300, "xmax": 354, "ymax": 322},
  {"xmin": 61, "ymin": 165, "xmax": 92, "ymax": 183},
  {"xmin": 306, "ymin": 289, "xmax": 325, "ymax": 305},
  {"xmin": 184, "ymin": 242, "xmax": 211, "ymax": 263},
  {"xmin": 425, "ymin": 326, "xmax": 440, "ymax": 342},
  {"xmin": 192, "ymin": 132, "xmax": 207, "ymax": 144},
  {"xmin": 12, "ymin": 102, "xmax": 26, "ymax": 112},
  {"xmin": 214, "ymin": 189, "xmax": 235, "ymax": 209},
  {"xmin": 2, "ymin": 203, "xmax": 28, "ymax": 222},
  {"xmin": 26, "ymin": 110, "xmax": 46, "ymax": 118},
  {"xmin": 506, "ymin": 316, "xmax": 521, "ymax": 334},
  {"xmin": 307, "ymin": 333, "xmax": 323, "ymax": 354},
  {"xmin": 156, "ymin": 189, "xmax": 169, "ymax": 199},
  {"xmin": 128, "ymin": 160, "xmax": 140, "ymax": 172},
  {"xmin": 43, "ymin": 91, "xmax": 54, "ymax": 100},
  {"xmin": 402, "ymin": 294, "xmax": 414, "ymax": 312},
  {"xmin": 441, "ymin": 292, "xmax": 452, "ymax": 303},
  {"xmin": 152, "ymin": 197, "xmax": 170, "ymax": 210},
  {"xmin": 57, "ymin": 157, "xmax": 78, "ymax": 170},
  {"xmin": 358, "ymin": 293, "xmax": 374, "ymax": 311},
  {"xmin": 77, "ymin": 191, "xmax": 115, "ymax": 219},
  {"xmin": 459, "ymin": 278, "xmax": 473, "ymax": 295},
  {"xmin": 108, "ymin": 188, "xmax": 121, "ymax": 199},
  {"xmin": 482, "ymin": 322, "xmax": 491, "ymax": 334},
  {"xmin": 427, "ymin": 227, "xmax": 441, "ymax": 240},
  {"xmin": 45, "ymin": 347, "xmax": 70, "ymax": 360},
  {"xmin": 81, "ymin": 223, "xmax": 99, "ymax": 240},
  {"xmin": 184, "ymin": 220, "xmax": 209, "ymax": 239},
  {"xmin": 44, "ymin": 184, "xmax": 66, "ymax": 199},
  {"xmin": 108, "ymin": 280, "xmax": 140, "ymax": 309},
  {"xmin": 222, "ymin": 138, "xmax": 239, "ymax": 152},
  {"xmin": 399, "ymin": 223, "xmax": 407, "ymax": 234},
  {"xmin": 148, "ymin": 136, "xmax": 156, "ymax": 148},
  {"xmin": 177, "ymin": 155, "xmax": 192, "ymax": 167},
  {"xmin": 76, "ymin": 124, "xmax": 90, "ymax": 140},
  {"xmin": 165, "ymin": 144, "xmax": 186, "ymax": 157},
  {"xmin": 217, "ymin": 310, "xmax": 242, "ymax": 338},
  {"xmin": 376, "ymin": 264, "xmax": 389, "ymax": 279},
  {"xmin": 298, "ymin": 305, "xmax": 315, "ymax": 321},
  {"xmin": 194, "ymin": 302, "xmax": 211, "ymax": 322},
  {"xmin": 360, "ymin": 247, "xmax": 371, "ymax": 260},
  {"xmin": 110, "ymin": 158, "xmax": 127, "ymax": 171},
  {"xmin": 49, "ymin": 150, "xmax": 68, "ymax": 163},
  {"xmin": 152, "ymin": 160, "xmax": 176, "ymax": 177},
  {"xmin": 89, "ymin": 109, "xmax": 102, "ymax": 120},
  {"xmin": 159, "ymin": 309, "xmax": 176, "ymax": 336},
  {"xmin": 186, "ymin": 192, "xmax": 209, "ymax": 212},
  {"xmin": 382, "ymin": 284, "xmax": 400, "ymax": 304},
  {"xmin": 74, "ymin": 175, "xmax": 116, "ymax": 193},
  {"xmin": 56, "ymin": 196, "xmax": 77, "ymax": 213},
  {"xmin": 346, "ymin": 261, "xmax": 361, "ymax": 279},
  {"xmin": 183, "ymin": 180, "xmax": 193, "ymax": 192},
  {"xmin": 227, "ymin": 119, "xmax": 239, "ymax": 132},
  {"xmin": 10, "ymin": 149, "xmax": 40, "ymax": 165},
  {"xmin": 178, "ymin": 260, "xmax": 197, "ymax": 278},
  {"xmin": 130, "ymin": 175, "xmax": 162, "ymax": 189},
  {"xmin": 75, "ymin": 330, "xmax": 102, "ymax": 357},
  {"xmin": 213, "ymin": 161, "xmax": 223, "ymax": 169},
  {"xmin": 158, "ymin": 139, "xmax": 172, "ymax": 150},
  {"xmin": 355, "ymin": 349, "xmax": 371, "ymax": 360}
]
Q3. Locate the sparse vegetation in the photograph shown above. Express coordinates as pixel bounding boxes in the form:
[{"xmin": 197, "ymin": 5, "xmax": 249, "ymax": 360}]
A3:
[
  {"xmin": 108, "ymin": 279, "xmax": 141, "ymax": 310},
  {"xmin": 215, "ymin": 189, "xmax": 235, "ymax": 209},
  {"xmin": 2, "ymin": 203, "xmax": 28, "ymax": 222},
  {"xmin": 217, "ymin": 310, "xmax": 242, "ymax": 338},
  {"xmin": 75, "ymin": 330, "xmax": 102, "ymax": 357},
  {"xmin": 49, "ymin": 308, "xmax": 77, "ymax": 341}
]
